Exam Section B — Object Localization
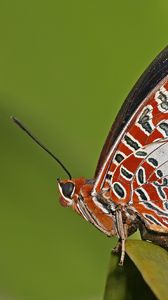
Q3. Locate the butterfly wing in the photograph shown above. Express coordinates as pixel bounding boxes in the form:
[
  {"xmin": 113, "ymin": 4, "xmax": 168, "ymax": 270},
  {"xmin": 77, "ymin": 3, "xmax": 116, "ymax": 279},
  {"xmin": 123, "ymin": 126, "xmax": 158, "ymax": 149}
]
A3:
[
  {"xmin": 105, "ymin": 137, "xmax": 168, "ymax": 230},
  {"xmin": 94, "ymin": 46, "xmax": 168, "ymax": 194},
  {"xmin": 132, "ymin": 139, "xmax": 168, "ymax": 231}
]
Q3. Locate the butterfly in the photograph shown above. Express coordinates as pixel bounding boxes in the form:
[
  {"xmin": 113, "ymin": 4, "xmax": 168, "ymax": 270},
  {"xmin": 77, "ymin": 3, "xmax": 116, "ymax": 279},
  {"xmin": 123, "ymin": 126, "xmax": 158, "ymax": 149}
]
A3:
[{"xmin": 12, "ymin": 46, "xmax": 168, "ymax": 265}]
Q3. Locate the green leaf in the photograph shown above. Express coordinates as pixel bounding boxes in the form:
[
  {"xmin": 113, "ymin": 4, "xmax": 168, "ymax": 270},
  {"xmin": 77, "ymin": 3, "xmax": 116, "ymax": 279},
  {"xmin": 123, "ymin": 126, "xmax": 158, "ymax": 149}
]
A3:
[
  {"xmin": 126, "ymin": 239, "xmax": 168, "ymax": 300},
  {"xmin": 103, "ymin": 249, "xmax": 156, "ymax": 300}
]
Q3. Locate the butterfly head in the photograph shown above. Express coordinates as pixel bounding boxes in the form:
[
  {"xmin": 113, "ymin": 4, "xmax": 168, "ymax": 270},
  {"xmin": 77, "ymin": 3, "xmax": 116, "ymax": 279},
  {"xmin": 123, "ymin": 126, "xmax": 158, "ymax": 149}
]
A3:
[{"xmin": 57, "ymin": 177, "xmax": 86, "ymax": 207}]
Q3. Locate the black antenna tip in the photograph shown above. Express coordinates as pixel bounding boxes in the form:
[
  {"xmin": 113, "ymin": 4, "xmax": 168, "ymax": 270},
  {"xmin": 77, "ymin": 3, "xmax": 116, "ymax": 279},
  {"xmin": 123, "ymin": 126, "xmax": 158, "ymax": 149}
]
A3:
[
  {"xmin": 11, "ymin": 116, "xmax": 29, "ymax": 133},
  {"xmin": 11, "ymin": 116, "xmax": 20, "ymax": 127},
  {"xmin": 11, "ymin": 116, "xmax": 72, "ymax": 180},
  {"xmin": 11, "ymin": 116, "xmax": 21, "ymax": 125},
  {"xmin": 10, "ymin": 115, "xmax": 15, "ymax": 121}
]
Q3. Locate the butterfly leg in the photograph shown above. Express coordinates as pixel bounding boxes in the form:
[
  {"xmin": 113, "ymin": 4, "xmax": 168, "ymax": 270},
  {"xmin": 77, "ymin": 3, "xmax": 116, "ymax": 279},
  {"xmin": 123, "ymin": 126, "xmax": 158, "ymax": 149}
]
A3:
[
  {"xmin": 115, "ymin": 208, "xmax": 128, "ymax": 266},
  {"xmin": 112, "ymin": 238, "xmax": 121, "ymax": 254}
]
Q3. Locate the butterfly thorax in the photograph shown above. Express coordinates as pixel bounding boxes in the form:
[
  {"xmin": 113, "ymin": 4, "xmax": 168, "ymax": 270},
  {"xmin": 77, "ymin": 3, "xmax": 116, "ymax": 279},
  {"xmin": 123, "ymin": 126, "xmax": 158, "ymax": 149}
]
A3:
[{"xmin": 58, "ymin": 177, "xmax": 139, "ymax": 237}]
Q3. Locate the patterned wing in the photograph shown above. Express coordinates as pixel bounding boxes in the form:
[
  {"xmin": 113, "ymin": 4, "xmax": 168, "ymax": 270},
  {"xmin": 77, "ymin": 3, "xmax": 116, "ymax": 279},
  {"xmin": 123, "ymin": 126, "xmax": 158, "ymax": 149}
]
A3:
[
  {"xmin": 93, "ymin": 46, "xmax": 168, "ymax": 229},
  {"xmin": 133, "ymin": 139, "xmax": 168, "ymax": 231},
  {"xmin": 105, "ymin": 138, "xmax": 168, "ymax": 230},
  {"xmin": 94, "ymin": 46, "xmax": 168, "ymax": 194}
]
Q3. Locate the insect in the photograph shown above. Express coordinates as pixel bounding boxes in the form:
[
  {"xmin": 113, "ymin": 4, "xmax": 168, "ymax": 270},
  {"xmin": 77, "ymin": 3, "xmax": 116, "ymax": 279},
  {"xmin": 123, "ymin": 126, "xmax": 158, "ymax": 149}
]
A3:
[{"xmin": 12, "ymin": 46, "xmax": 168, "ymax": 265}]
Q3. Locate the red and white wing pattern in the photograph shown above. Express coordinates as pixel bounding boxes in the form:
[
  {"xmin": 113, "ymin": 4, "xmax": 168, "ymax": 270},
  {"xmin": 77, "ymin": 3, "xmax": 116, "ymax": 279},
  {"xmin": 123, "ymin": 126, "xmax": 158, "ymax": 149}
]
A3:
[
  {"xmin": 108, "ymin": 138, "xmax": 168, "ymax": 228},
  {"xmin": 94, "ymin": 47, "xmax": 168, "ymax": 229}
]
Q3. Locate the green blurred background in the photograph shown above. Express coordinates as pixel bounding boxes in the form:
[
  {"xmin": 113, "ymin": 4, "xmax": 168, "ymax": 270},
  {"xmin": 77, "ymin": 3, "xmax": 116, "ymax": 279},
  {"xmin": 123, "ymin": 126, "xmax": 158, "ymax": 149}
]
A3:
[{"xmin": 0, "ymin": 1, "xmax": 168, "ymax": 299}]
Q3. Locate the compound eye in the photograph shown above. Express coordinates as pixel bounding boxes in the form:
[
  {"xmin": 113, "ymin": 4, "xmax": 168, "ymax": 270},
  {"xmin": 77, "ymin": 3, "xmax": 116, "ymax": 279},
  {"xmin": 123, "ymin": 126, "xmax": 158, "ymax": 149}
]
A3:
[{"xmin": 61, "ymin": 182, "xmax": 75, "ymax": 198}]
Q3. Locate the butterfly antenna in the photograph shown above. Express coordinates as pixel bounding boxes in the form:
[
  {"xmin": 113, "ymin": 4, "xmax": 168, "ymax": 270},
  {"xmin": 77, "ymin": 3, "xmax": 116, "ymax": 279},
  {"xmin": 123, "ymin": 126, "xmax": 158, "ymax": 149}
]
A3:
[{"xmin": 11, "ymin": 116, "xmax": 72, "ymax": 179}]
